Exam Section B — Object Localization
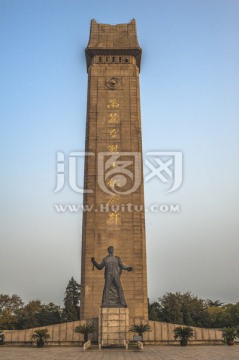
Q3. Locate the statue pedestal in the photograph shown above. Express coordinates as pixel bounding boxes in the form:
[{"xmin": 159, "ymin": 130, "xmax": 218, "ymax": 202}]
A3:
[{"xmin": 98, "ymin": 307, "xmax": 129, "ymax": 347}]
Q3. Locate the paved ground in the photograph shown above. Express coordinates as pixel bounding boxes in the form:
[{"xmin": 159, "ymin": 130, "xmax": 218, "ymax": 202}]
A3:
[{"xmin": 1, "ymin": 345, "xmax": 239, "ymax": 360}]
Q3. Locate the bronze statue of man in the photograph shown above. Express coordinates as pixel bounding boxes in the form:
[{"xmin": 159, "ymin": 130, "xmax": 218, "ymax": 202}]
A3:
[{"xmin": 91, "ymin": 246, "xmax": 133, "ymax": 307}]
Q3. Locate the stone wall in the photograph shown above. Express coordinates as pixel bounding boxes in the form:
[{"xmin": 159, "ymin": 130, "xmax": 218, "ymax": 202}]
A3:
[
  {"xmin": 132, "ymin": 319, "xmax": 223, "ymax": 344},
  {"xmin": 4, "ymin": 319, "xmax": 98, "ymax": 345},
  {"xmin": 4, "ymin": 318, "xmax": 223, "ymax": 345}
]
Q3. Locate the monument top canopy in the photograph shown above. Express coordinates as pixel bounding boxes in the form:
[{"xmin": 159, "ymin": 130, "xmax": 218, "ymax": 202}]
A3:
[{"xmin": 85, "ymin": 19, "xmax": 142, "ymax": 71}]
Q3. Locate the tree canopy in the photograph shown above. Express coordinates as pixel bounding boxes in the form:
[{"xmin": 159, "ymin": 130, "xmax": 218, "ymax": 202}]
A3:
[
  {"xmin": 0, "ymin": 296, "xmax": 63, "ymax": 330},
  {"xmin": 149, "ymin": 292, "xmax": 239, "ymax": 329},
  {"xmin": 0, "ymin": 276, "xmax": 81, "ymax": 329},
  {"xmin": 63, "ymin": 277, "xmax": 81, "ymax": 321},
  {"xmin": 1, "ymin": 288, "xmax": 238, "ymax": 330}
]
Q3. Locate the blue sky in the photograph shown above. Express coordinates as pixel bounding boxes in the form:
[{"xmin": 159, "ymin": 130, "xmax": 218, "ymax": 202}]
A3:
[{"xmin": 1, "ymin": 0, "xmax": 239, "ymax": 305}]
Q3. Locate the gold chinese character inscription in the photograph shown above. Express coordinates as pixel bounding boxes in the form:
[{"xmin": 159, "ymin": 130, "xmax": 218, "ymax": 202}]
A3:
[
  {"xmin": 109, "ymin": 128, "xmax": 117, "ymax": 138},
  {"xmin": 107, "ymin": 212, "xmax": 120, "ymax": 225},
  {"xmin": 107, "ymin": 113, "xmax": 120, "ymax": 124},
  {"xmin": 108, "ymin": 144, "xmax": 118, "ymax": 153},
  {"xmin": 107, "ymin": 195, "xmax": 120, "ymax": 205},
  {"xmin": 106, "ymin": 177, "xmax": 121, "ymax": 189},
  {"xmin": 107, "ymin": 99, "xmax": 119, "ymax": 109}
]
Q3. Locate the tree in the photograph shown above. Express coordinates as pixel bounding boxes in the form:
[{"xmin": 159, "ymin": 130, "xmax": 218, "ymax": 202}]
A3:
[
  {"xmin": 174, "ymin": 326, "xmax": 194, "ymax": 346},
  {"xmin": 222, "ymin": 327, "xmax": 238, "ymax": 345},
  {"xmin": 15, "ymin": 300, "xmax": 42, "ymax": 329},
  {"xmin": 207, "ymin": 306, "xmax": 225, "ymax": 328},
  {"xmin": 206, "ymin": 299, "xmax": 224, "ymax": 307},
  {"xmin": 0, "ymin": 294, "xmax": 63, "ymax": 329},
  {"xmin": 148, "ymin": 301, "xmax": 161, "ymax": 321},
  {"xmin": 63, "ymin": 277, "xmax": 81, "ymax": 321},
  {"xmin": 32, "ymin": 328, "xmax": 50, "ymax": 348},
  {"xmin": 35, "ymin": 302, "xmax": 62, "ymax": 327},
  {"xmin": 129, "ymin": 323, "xmax": 152, "ymax": 341},
  {"xmin": 74, "ymin": 323, "xmax": 94, "ymax": 342},
  {"xmin": 157, "ymin": 292, "xmax": 209, "ymax": 327},
  {"xmin": 158, "ymin": 292, "xmax": 184, "ymax": 324},
  {"xmin": 14, "ymin": 300, "xmax": 63, "ymax": 329},
  {"xmin": 0, "ymin": 294, "xmax": 24, "ymax": 329},
  {"xmin": 221, "ymin": 303, "xmax": 239, "ymax": 328}
]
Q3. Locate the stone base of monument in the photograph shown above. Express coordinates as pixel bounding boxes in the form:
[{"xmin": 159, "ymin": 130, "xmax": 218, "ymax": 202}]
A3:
[{"xmin": 98, "ymin": 308, "xmax": 129, "ymax": 348}]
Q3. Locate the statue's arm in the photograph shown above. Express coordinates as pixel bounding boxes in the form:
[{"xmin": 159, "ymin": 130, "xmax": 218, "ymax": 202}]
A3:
[
  {"xmin": 118, "ymin": 257, "xmax": 133, "ymax": 272},
  {"xmin": 91, "ymin": 257, "xmax": 104, "ymax": 270}
]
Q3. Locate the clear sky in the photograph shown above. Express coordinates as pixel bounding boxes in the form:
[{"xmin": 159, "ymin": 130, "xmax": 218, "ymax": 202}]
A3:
[{"xmin": 1, "ymin": 0, "xmax": 239, "ymax": 306}]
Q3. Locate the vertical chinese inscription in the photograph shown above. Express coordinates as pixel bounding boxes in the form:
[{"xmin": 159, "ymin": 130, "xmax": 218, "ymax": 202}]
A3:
[{"xmin": 105, "ymin": 99, "xmax": 121, "ymax": 226}]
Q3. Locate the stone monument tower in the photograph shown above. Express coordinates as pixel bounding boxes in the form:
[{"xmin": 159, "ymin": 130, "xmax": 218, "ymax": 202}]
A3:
[{"xmin": 80, "ymin": 19, "xmax": 148, "ymax": 321}]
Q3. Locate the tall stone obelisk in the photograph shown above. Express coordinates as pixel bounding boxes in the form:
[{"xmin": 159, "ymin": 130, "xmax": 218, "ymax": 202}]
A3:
[{"xmin": 80, "ymin": 19, "xmax": 148, "ymax": 320}]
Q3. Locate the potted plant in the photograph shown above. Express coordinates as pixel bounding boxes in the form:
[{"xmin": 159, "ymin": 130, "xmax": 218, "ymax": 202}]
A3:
[
  {"xmin": 222, "ymin": 327, "xmax": 238, "ymax": 345},
  {"xmin": 74, "ymin": 323, "xmax": 94, "ymax": 343},
  {"xmin": 32, "ymin": 328, "xmax": 50, "ymax": 348},
  {"xmin": 129, "ymin": 322, "xmax": 152, "ymax": 342},
  {"xmin": 174, "ymin": 326, "xmax": 194, "ymax": 346},
  {"xmin": 0, "ymin": 330, "xmax": 5, "ymax": 346}
]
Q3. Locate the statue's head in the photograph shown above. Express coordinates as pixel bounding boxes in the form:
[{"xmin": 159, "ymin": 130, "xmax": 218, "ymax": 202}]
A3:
[{"xmin": 108, "ymin": 246, "xmax": 114, "ymax": 255}]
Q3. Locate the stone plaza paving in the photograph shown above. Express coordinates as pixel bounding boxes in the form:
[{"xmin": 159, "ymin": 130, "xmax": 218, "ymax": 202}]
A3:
[{"xmin": 1, "ymin": 345, "xmax": 239, "ymax": 360}]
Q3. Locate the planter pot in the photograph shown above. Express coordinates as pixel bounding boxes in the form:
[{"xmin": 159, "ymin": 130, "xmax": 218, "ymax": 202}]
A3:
[
  {"xmin": 227, "ymin": 340, "xmax": 234, "ymax": 346},
  {"xmin": 84, "ymin": 335, "xmax": 88, "ymax": 343},
  {"xmin": 37, "ymin": 340, "xmax": 44, "ymax": 348},
  {"xmin": 180, "ymin": 339, "xmax": 188, "ymax": 346}
]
